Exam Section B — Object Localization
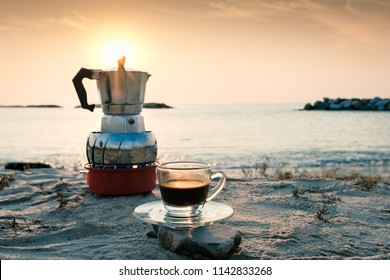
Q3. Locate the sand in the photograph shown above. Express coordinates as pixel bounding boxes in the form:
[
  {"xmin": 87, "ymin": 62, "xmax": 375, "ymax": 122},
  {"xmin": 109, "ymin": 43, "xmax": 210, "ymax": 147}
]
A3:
[{"xmin": 0, "ymin": 168, "xmax": 389, "ymax": 260}]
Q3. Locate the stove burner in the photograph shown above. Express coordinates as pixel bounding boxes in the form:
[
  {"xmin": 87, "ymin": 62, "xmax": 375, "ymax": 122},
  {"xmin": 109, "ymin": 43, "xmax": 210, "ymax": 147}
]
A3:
[{"xmin": 85, "ymin": 162, "xmax": 158, "ymax": 169}]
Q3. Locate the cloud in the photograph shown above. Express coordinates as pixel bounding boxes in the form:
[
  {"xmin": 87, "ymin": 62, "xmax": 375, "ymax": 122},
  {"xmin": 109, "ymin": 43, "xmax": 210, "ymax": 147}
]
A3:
[
  {"xmin": 0, "ymin": 16, "xmax": 44, "ymax": 31},
  {"xmin": 45, "ymin": 11, "xmax": 92, "ymax": 31},
  {"xmin": 207, "ymin": 0, "xmax": 390, "ymax": 49},
  {"xmin": 208, "ymin": 0, "xmax": 322, "ymax": 18},
  {"xmin": 0, "ymin": 10, "xmax": 91, "ymax": 38},
  {"xmin": 307, "ymin": 0, "xmax": 390, "ymax": 49},
  {"xmin": 0, "ymin": 15, "xmax": 45, "ymax": 39},
  {"xmin": 209, "ymin": 1, "xmax": 255, "ymax": 18}
]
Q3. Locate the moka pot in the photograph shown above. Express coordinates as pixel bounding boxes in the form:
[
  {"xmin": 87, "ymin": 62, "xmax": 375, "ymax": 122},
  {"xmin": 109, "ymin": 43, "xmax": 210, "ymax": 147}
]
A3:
[{"xmin": 72, "ymin": 56, "xmax": 157, "ymax": 195}]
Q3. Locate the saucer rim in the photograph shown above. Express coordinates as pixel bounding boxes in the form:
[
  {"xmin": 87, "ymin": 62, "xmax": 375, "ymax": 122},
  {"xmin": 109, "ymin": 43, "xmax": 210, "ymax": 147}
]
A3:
[{"xmin": 133, "ymin": 200, "xmax": 234, "ymax": 229}]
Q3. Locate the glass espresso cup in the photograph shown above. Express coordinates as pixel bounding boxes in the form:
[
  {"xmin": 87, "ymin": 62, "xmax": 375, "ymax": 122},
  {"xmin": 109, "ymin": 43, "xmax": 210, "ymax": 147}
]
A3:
[{"xmin": 157, "ymin": 161, "xmax": 227, "ymax": 218}]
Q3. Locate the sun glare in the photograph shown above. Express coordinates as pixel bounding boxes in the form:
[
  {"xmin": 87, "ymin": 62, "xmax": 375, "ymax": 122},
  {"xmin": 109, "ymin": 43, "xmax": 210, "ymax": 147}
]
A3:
[{"xmin": 100, "ymin": 40, "xmax": 136, "ymax": 68}]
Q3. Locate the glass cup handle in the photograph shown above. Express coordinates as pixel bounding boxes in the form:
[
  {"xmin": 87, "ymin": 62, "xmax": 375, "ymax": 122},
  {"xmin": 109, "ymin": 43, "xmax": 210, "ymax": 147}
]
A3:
[{"xmin": 206, "ymin": 171, "xmax": 227, "ymax": 202}]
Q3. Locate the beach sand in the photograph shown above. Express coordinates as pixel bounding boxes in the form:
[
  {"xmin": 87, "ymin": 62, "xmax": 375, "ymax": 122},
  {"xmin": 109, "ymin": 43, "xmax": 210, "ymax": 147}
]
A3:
[{"xmin": 0, "ymin": 168, "xmax": 389, "ymax": 260}]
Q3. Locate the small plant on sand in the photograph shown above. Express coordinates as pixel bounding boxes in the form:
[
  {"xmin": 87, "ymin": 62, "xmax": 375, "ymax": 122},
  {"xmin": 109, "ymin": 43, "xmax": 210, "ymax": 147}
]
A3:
[
  {"xmin": 256, "ymin": 155, "xmax": 270, "ymax": 177},
  {"xmin": 275, "ymin": 169, "xmax": 294, "ymax": 180},
  {"xmin": 353, "ymin": 175, "xmax": 381, "ymax": 191},
  {"xmin": 239, "ymin": 158, "xmax": 387, "ymax": 182},
  {"xmin": 241, "ymin": 155, "xmax": 271, "ymax": 179},
  {"xmin": 274, "ymin": 162, "xmax": 294, "ymax": 180},
  {"xmin": 10, "ymin": 217, "xmax": 17, "ymax": 235},
  {"xmin": 315, "ymin": 207, "xmax": 328, "ymax": 221},
  {"xmin": 292, "ymin": 189, "xmax": 305, "ymax": 197},
  {"xmin": 293, "ymin": 168, "xmax": 313, "ymax": 179},
  {"xmin": 57, "ymin": 192, "xmax": 68, "ymax": 208},
  {"xmin": 0, "ymin": 216, "xmax": 49, "ymax": 236},
  {"xmin": 321, "ymin": 167, "xmax": 341, "ymax": 179},
  {"xmin": 343, "ymin": 170, "xmax": 360, "ymax": 181},
  {"xmin": 241, "ymin": 168, "xmax": 254, "ymax": 179},
  {"xmin": 56, "ymin": 191, "xmax": 82, "ymax": 209},
  {"xmin": 0, "ymin": 174, "xmax": 15, "ymax": 190}
]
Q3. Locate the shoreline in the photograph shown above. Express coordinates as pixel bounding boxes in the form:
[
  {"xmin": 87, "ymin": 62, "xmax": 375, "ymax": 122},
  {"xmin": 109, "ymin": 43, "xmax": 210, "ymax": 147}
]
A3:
[
  {"xmin": 2, "ymin": 159, "xmax": 390, "ymax": 180},
  {"xmin": 2, "ymin": 154, "xmax": 390, "ymax": 179}
]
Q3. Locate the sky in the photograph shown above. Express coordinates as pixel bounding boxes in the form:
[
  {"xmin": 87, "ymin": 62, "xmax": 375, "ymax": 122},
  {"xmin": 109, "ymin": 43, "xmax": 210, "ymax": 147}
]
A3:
[{"xmin": 1, "ymin": 0, "xmax": 390, "ymax": 107}]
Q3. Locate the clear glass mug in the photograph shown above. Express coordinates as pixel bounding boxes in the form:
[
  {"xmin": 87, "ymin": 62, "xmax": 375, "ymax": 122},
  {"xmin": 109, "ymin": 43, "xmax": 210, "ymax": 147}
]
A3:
[{"xmin": 157, "ymin": 161, "xmax": 227, "ymax": 218}]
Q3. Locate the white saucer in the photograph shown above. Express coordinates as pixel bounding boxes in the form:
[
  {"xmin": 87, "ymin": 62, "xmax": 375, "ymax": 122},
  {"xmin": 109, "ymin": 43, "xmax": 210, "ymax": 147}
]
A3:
[{"xmin": 133, "ymin": 200, "xmax": 234, "ymax": 230}]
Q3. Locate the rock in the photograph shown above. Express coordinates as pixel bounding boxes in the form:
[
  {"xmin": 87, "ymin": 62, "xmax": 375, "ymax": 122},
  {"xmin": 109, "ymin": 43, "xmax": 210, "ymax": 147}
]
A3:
[
  {"xmin": 314, "ymin": 100, "xmax": 327, "ymax": 110},
  {"xmin": 303, "ymin": 98, "xmax": 390, "ymax": 111},
  {"xmin": 304, "ymin": 103, "xmax": 314, "ymax": 110},
  {"xmin": 339, "ymin": 100, "xmax": 352, "ymax": 109},
  {"xmin": 143, "ymin": 103, "xmax": 173, "ymax": 109},
  {"xmin": 25, "ymin": 105, "xmax": 62, "ymax": 108},
  {"xmin": 351, "ymin": 99, "xmax": 363, "ymax": 110},
  {"xmin": 376, "ymin": 99, "xmax": 390, "ymax": 110},
  {"xmin": 4, "ymin": 162, "xmax": 53, "ymax": 171},
  {"xmin": 156, "ymin": 224, "xmax": 241, "ymax": 259},
  {"xmin": 365, "ymin": 97, "xmax": 381, "ymax": 110},
  {"xmin": 0, "ymin": 105, "xmax": 62, "ymax": 108},
  {"xmin": 328, "ymin": 103, "xmax": 342, "ymax": 110}
]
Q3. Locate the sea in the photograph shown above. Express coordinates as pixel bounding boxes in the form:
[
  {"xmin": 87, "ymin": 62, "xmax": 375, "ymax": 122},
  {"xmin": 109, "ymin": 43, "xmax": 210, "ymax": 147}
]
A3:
[
  {"xmin": 1, "ymin": 104, "xmax": 390, "ymax": 262},
  {"xmin": 1, "ymin": 104, "xmax": 390, "ymax": 177}
]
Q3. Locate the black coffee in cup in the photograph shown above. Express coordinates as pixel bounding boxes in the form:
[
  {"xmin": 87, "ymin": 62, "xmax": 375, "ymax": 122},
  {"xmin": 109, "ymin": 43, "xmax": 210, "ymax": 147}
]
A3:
[
  {"xmin": 157, "ymin": 161, "xmax": 227, "ymax": 218},
  {"xmin": 160, "ymin": 180, "xmax": 209, "ymax": 206}
]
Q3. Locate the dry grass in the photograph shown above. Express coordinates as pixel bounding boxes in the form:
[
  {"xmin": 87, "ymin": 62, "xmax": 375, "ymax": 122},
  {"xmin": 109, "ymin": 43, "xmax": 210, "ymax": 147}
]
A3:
[
  {"xmin": 0, "ymin": 174, "xmax": 15, "ymax": 190},
  {"xmin": 353, "ymin": 175, "xmax": 381, "ymax": 191},
  {"xmin": 0, "ymin": 216, "xmax": 49, "ymax": 236},
  {"xmin": 240, "ymin": 159, "xmax": 387, "ymax": 183},
  {"xmin": 314, "ymin": 207, "xmax": 328, "ymax": 221},
  {"xmin": 56, "ymin": 191, "xmax": 83, "ymax": 209}
]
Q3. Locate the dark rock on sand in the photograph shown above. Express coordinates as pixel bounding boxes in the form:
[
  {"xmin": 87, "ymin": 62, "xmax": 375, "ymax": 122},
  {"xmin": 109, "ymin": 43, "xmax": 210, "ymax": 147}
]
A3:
[
  {"xmin": 156, "ymin": 225, "xmax": 241, "ymax": 259},
  {"xmin": 303, "ymin": 97, "xmax": 390, "ymax": 111},
  {"xmin": 4, "ymin": 162, "xmax": 53, "ymax": 171}
]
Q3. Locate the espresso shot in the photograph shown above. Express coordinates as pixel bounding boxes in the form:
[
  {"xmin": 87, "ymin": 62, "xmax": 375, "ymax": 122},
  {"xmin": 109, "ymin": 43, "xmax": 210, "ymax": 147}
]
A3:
[
  {"xmin": 156, "ymin": 161, "xmax": 227, "ymax": 218},
  {"xmin": 159, "ymin": 180, "xmax": 209, "ymax": 206}
]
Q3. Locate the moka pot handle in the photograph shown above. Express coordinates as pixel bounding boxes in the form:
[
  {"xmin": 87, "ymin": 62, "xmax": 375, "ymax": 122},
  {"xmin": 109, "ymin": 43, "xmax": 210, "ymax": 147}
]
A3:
[{"xmin": 72, "ymin": 68, "xmax": 97, "ymax": 112}]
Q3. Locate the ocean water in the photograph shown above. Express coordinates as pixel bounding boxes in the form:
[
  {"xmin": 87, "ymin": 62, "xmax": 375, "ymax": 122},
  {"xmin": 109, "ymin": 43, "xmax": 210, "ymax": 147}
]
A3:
[
  {"xmin": 1, "ymin": 105, "xmax": 389, "ymax": 261},
  {"xmin": 1, "ymin": 104, "xmax": 389, "ymax": 176}
]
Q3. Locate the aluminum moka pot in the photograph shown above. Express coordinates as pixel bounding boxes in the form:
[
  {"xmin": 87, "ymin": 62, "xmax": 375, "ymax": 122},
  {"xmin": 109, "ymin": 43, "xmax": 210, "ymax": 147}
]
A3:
[{"xmin": 72, "ymin": 56, "xmax": 150, "ymax": 115}]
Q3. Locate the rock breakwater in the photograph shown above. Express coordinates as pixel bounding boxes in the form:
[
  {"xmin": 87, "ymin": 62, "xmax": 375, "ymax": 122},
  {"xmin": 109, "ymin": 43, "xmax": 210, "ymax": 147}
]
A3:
[{"xmin": 304, "ymin": 97, "xmax": 390, "ymax": 111}]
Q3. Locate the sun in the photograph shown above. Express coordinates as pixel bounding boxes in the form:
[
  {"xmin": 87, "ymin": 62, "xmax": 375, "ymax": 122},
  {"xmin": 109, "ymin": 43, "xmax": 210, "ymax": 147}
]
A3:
[{"xmin": 100, "ymin": 40, "xmax": 136, "ymax": 68}]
